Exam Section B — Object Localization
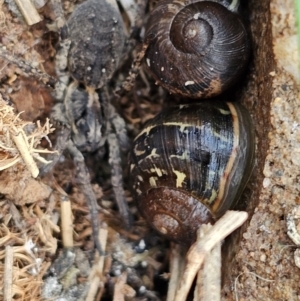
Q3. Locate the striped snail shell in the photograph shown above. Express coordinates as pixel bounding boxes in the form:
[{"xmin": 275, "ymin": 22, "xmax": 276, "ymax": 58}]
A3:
[
  {"xmin": 129, "ymin": 101, "xmax": 255, "ymax": 243},
  {"xmin": 144, "ymin": 0, "xmax": 250, "ymax": 98}
]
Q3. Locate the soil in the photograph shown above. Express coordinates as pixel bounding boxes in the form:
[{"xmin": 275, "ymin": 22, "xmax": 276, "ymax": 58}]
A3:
[{"xmin": 0, "ymin": 0, "xmax": 299, "ymax": 300}]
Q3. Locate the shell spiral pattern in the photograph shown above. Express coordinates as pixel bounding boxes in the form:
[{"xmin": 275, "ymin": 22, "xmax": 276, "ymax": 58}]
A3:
[
  {"xmin": 129, "ymin": 101, "xmax": 255, "ymax": 243},
  {"xmin": 145, "ymin": 0, "xmax": 250, "ymax": 98}
]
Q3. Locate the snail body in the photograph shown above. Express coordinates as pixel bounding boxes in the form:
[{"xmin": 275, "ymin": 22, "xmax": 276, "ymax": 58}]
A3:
[
  {"xmin": 144, "ymin": 0, "xmax": 250, "ymax": 98},
  {"xmin": 129, "ymin": 101, "xmax": 254, "ymax": 243}
]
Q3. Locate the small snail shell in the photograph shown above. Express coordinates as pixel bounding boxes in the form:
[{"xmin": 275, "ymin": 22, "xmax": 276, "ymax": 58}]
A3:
[
  {"xmin": 129, "ymin": 101, "xmax": 254, "ymax": 243},
  {"xmin": 144, "ymin": 0, "xmax": 250, "ymax": 98}
]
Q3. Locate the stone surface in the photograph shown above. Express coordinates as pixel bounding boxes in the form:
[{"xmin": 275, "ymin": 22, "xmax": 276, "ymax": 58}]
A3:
[{"xmin": 222, "ymin": 0, "xmax": 300, "ymax": 300}]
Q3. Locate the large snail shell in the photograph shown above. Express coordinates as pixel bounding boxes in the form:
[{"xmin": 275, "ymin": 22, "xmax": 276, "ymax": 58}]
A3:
[
  {"xmin": 67, "ymin": 0, "xmax": 125, "ymax": 88},
  {"xmin": 144, "ymin": 0, "xmax": 250, "ymax": 98},
  {"xmin": 129, "ymin": 101, "xmax": 255, "ymax": 243}
]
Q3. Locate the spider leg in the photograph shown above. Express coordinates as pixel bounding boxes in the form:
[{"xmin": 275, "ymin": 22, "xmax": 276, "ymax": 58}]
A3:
[
  {"xmin": 100, "ymin": 88, "xmax": 131, "ymax": 226},
  {"xmin": 49, "ymin": 0, "xmax": 72, "ymax": 101},
  {"xmin": 66, "ymin": 139, "xmax": 104, "ymax": 256},
  {"xmin": 39, "ymin": 108, "xmax": 70, "ymax": 175},
  {"xmin": 108, "ymin": 102, "xmax": 129, "ymax": 151},
  {"xmin": 107, "ymin": 125, "xmax": 132, "ymax": 227},
  {"xmin": 49, "ymin": 0, "xmax": 67, "ymax": 30},
  {"xmin": 0, "ymin": 46, "xmax": 57, "ymax": 87},
  {"xmin": 64, "ymin": 81, "xmax": 80, "ymax": 133},
  {"xmin": 54, "ymin": 37, "xmax": 71, "ymax": 101},
  {"xmin": 102, "ymin": 94, "xmax": 131, "ymax": 227}
]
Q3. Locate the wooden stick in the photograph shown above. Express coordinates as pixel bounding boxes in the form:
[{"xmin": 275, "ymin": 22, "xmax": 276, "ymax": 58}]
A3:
[
  {"xmin": 12, "ymin": 131, "xmax": 39, "ymax": 178},
  {"xmin": 14, "ymin": 0, "xmax": 42, "ymax": 25},
  {"xmin": 174, "ymin": 211, "xmax": 248, "ymax": 301},
  {"xmin": 4, "ymin": 245, "xmax": 14, "ymax": 301},
  {"xmin": 167, "ymin": 243, "xmax": 187, "ymax": 301},
  {"xmin": 113, "ymin": 271, "xmax": 127, "ymax": 301},
  {"xmin": 194, "ymin": 224, "xmax": 221, "ymax": 301},
  {"xmin": 61, "ymin": 197, "xmax": 74, "ymax": 248},
  {"xmin": 86, "ymin": 226, "xmax": 109, "ymax": 301}
]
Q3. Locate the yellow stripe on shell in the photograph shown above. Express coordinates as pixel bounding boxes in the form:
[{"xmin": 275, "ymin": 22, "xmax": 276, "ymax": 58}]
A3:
[
  {"xmin": 218, "ymin": 108, "xmax": 231, "ymax": 115},
  {"xmin": 209, "ymin": 189, "xmax": 218, "ymax": 203},
  {"xmin": 173, "ymin": 170, "xmax": 186, "ymax": 187},
  {"xmin": 150, "ymin": 165, "xmax": 165, "ymax": 177},
  {"xmin": 170, "ymin": 151, "xmax": 189, "ymax": 161},
  {"xmin": 134, "ymin": 122, "xmax": 205, "ymax": 141},
  {"xmin": 169, "ymin": 153, "xmax": 189, "ymax": 187},
  {"xmin": 149, "ymin": 176, "xmax": 158, "ymax": 187},
  {"xmin": 211, "ymin": 102, "xmax": 239, "ymax": 212},
  {"xmin": 134, "ymin": 144, "xmax": 146, "ymax": 156},
  {"xmin": 211, "ymin": 129, "xmax": 231, "ymax": 142}
]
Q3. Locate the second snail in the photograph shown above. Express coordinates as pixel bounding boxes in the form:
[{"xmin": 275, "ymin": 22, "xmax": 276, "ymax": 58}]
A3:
[{"xmin": 144, "ymin": 0, "xmax": 250, "ymax": 98}]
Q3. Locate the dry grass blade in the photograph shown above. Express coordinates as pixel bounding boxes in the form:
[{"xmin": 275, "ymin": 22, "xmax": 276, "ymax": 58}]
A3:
[
  {"xmin": 174, "ymin": 211, "xmax": 248, "ymax": 301},
  {"xmin": 194, "ymin": 224, "xmax": 221, "ymax": 301},
  {"xmin": 113, "ymin": 271, "xmax": 127, "ymax": 301},
  {"xmin": 4, "ymin": 245, "xmax": 13, "ymax": 301},
  {"xmin": 0, "ymin": 96, "xmax": 56, "ymax": 177},
  {"xmin": 60, "ymin": 197, "xmax": 74, "ymax": 249},
  {"xmin": 166, "ymin": 243, "xmax": 186, "ymax": 301},
  {"xmin": 14, "ymin": 0, "xmax": 41, "ymax": 25},
  {"xmin": 86, "ymin": 226, "xmax": 109, "ymax": 301},
  {"xmin": 0, "ymin": 224, "xmax": 51, "ymax": 301}
]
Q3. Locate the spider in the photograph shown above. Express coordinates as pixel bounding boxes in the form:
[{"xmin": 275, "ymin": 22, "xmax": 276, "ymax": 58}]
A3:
[{"xmin": 40, "ymin": 0, "xmax": 142, "ymax": 255}]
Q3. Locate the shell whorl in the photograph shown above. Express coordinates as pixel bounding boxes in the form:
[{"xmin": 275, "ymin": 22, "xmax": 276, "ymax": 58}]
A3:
[
  {"xmin": 129, "ymin": 101, "xmax": 255, "ymax": 243},
  {"xmin": 145, "ymin": 0, "xmax": 250, "ymax": 98}
]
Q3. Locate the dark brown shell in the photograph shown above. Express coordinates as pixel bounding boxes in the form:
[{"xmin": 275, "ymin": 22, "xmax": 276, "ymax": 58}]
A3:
[
  {"xmin": 67, "ymin": 0, "xmax": 125, "ymax": 88},
  {"xmin": 129, "ymin": 101, "xmax": 255, "ymax": 243},
  {"xmin": 144, "ymin": 0, "xmax": 250, "ymax": 98}
]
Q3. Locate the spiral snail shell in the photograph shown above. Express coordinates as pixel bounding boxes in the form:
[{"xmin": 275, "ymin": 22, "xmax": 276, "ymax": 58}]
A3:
[
  {"xmin": 129, "ymin": 101, "xmax": 254, "ymax": 243},
  {"xmin": 144, "ymin": 0, "xmax": 250, "ymax": 98}
]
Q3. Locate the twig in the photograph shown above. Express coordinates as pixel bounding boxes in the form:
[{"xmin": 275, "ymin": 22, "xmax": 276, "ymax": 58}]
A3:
[
  {"xmin": 167, "ymin": 243, "xmax": 186, "ymax": 301},
  {"xmin": 86, "ymin": 226, "xmax": 108, "ymax": 301},
  {"xmin": 113, "ymin": 271, "xmax": 127, "ymax": 301},
  {"xmin": 12, "ymin": 131, "xmax": 39, "ymax": 178},
  {"xmin": 61, "ymin": 196, "xmax": 74, "ymax": 248},
  {"xmin": 0, "ymin": 46, "xmax": 56, "ymax": 86},
  {"xmin": 194, "ymin": 224, "xmax": 221, "ymax": 301},
  {"xmin": 174, "ymin": 211, "xmax": 248, "ymax": 301},
  {"xmin": 0, "ymin": 98, "xmax": 56, "ymax": 176},
  {"xmin": 14, "ymin": 0, "xmax": 42, "ymax": 25},
  {"xmin": 4, "ymin": 245, "xmax": 14, "ymax": 301}
]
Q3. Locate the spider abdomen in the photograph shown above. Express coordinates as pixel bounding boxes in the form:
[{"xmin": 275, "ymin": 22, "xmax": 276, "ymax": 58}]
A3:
[{"xmin": 67, "ymin": 0, "xmax": 125, "ymax": 88}]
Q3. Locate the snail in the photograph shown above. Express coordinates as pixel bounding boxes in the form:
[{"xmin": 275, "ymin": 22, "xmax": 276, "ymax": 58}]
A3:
[
  {"xmin": 128, "ymin": 101, "xmax": 254, "ymax": 243},
  {"xmin": 144, "ymin": 0, "xmax": 250, "ymax": 98}
]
